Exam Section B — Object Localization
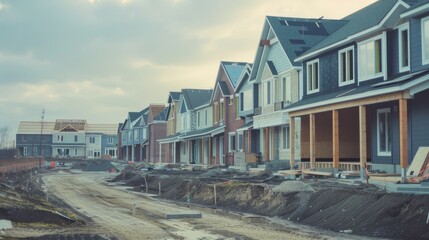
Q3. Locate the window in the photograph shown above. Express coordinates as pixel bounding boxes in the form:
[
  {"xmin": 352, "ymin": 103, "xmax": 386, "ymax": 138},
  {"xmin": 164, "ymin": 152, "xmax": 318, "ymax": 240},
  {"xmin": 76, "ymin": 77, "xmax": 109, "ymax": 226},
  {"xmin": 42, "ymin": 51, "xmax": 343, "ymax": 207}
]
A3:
[
  {"xmin": 23, "ymin": 147, "xmax": 28, "ymax": 156},
  {"xmin": 263, "ymin": 80, "xmax": 272, "ymax": 105},
  {"xmin": 239, "ymin": 92, "xmax": 244, "ymax": 111},
  {"xmin": 108, "ymin": 137, "xmax": 113, "ymax": 144},
  {"xmin": 94, "ymin": 151, "xmax": 101, "ymax": 158},
  {"xmin": 377, "ymin": 108, "xmax": 391, "ymax": 156},
  {"xmin": 220, "ymin": 101, "xmax": 224, "ymax": 121},
  {"xmin": 74, "ymin": 148, "xmax": 78, "ymax": 156},
  {"xmin": 422, "ymin": 16, "xmax": 429, "ymax": 65},
  {"xmin": 197, "ymin": 112, "xmax": 201, "ymax": 127},
  {"xmin": 228, "ymin": 133, "xmax": 236, "ymax": 152},
  {"xmin": 57, "ymin": 135, "xmax": 63, "ymax": 142},
  {"xmin": 282, "ymin": 125, "xmax": 290, "ymax": 150},
  {"xmin": 58, "ymin": 148, "xmax": 69, "ymax": 156},
  {"xmin": 338, "ymin": 46, "xmax": 355, "ymax": 86},
  {"xmin": 22, "ymin": 135, "xmax": 27, "ymax": 142},
  {"xmin": 89, "ymin": 137, "xmax": 95, "ymax": 143},
  {"xmin": 33, "ymin": 147, "xmax": 37, "ymax": 155},
  {"xmin": 87, "ymin": 150, "xmax": 94, "ymax": 157},
  {"xmin": 74, "ymin": 135, "xmax": 78, "ymax": 142},
  {"xmin": 358, "ymin": 34, "xmax": 385, "ymax": 81},
  {"xmin": 398, "ymin": 24, "xmax": 410, "ymax": 72},
  {"xmin": 106, "ymin": 149, "xmax": 117, "ymax": 157},
  {"xmin": 237, "ymin": 132, "xmax": 243, "ymax": 151},
  {"xmin": 212, "ymin": 137, "xmax": 217, "ymax": 156},
  {"xmin": 229, "ymin": 97, "xmax": 233, "ymax": 105},
  {"xmin": 205, "ymin": 110, "xmax": 208, "ymax": 125},
  {"xmin": 134, "ymin": 129, "xmax": 138, "ymax": 140},
  {"xmin": 307, "ymin": 59, "xmax": 319, "ymax": 93}
]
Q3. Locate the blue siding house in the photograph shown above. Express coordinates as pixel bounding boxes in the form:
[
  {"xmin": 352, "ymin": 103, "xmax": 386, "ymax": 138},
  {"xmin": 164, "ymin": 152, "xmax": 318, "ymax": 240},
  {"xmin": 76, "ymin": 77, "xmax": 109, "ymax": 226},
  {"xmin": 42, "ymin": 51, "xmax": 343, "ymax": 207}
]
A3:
[{"xmin": 286, "ymin": 0, "xmax": 429, "ymax": 180}]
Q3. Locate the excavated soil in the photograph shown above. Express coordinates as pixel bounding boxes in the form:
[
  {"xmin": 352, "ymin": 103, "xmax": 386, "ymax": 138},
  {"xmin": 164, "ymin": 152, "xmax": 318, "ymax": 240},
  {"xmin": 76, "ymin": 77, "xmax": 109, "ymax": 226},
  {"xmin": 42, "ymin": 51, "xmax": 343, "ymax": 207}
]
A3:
[{"xmin": 115, "ymin": 168, "xmax": 429, "ymax": 240}]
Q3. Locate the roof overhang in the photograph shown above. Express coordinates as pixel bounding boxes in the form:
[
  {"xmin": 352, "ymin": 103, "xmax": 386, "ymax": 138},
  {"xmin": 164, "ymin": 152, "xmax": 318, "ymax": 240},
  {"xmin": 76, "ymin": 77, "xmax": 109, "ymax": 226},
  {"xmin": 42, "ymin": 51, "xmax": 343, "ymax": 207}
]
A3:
[
  {"xmin": 401, "ymin": 2, "xmax": 429, "ymax": 18},
  {"xmin": 287, "ymin": 72, "xmax": 429, "ymax": 117},
  {"xmin": 180, "ymin": 125, "xmax": 225, "ymax": 140}
]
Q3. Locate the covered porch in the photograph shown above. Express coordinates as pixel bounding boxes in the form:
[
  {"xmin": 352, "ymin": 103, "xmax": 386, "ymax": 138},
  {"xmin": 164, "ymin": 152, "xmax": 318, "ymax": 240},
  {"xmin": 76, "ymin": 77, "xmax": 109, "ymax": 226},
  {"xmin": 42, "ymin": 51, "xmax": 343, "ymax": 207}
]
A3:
[{"xmin": 289, "ymin": 91, "xmax": 410, "ymax": 180}]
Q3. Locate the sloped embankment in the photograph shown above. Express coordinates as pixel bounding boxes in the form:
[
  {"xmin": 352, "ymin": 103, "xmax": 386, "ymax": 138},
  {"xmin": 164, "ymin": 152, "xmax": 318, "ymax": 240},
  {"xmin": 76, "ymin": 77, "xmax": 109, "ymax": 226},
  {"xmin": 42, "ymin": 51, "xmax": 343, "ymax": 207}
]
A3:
[{"xmin": 118, "ymin": 171, "xmax": 429, "ymax": 240}]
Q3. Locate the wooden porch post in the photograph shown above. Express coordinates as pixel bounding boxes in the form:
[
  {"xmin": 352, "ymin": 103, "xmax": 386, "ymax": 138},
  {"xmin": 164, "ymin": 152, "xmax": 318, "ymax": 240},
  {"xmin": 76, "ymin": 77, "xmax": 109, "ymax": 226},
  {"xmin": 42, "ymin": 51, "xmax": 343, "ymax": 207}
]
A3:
[
  {"xmin": 310, "ymin": 113, "xmax": 316, "ymax": 169},
  {"xmin": 248, "ymin": 130, "xmax": 252, "ymax": 153},
  {"xmin": 290, "ymin": 117, "xmax": 295, "ymax": 168},
  {"xmin": 208, "ymin": 136, "xmax": 212, "ymax": 166},
  {"xmin": 200, "ymin": 139, "xmax": 204, "ymax": 164},
  {"xmin": 399, "ymin": 98, "xmax": 408, "ymax": 181},
  {"xmin": 332, "ymin": 110, "xmax": 339, "ymax": 171},
  {"xmin": 359, "ymin": 105, "xmax": 367, "ymax": 179},
  {"xmin": 265, "ymin": 128, "xmax": 270, "ymax": 161},
  {"xmin": 173, "ymin": 142, "xmax": 176, "ymax": 163},
  {"xmin": 158, "ymin": 143, "xmax": 162, "ymax": 163}
]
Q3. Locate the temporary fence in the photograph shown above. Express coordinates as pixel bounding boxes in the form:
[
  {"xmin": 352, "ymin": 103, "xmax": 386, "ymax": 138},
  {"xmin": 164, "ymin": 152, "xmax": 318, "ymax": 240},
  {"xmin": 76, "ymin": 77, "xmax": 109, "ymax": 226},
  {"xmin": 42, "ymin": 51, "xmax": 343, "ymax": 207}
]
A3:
[{"xmin": 0, "ymin": 157, "xmax": 43, "ymax": 174}]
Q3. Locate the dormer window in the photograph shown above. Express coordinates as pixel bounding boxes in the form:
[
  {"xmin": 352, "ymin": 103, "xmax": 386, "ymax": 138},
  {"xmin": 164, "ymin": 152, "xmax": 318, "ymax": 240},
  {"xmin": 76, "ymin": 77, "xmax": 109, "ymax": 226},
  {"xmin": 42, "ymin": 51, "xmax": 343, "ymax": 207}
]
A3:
[
  {"xmin": 338, "ymin": 46, "xmax": 354, "ymax": 86},
  {"xmin": 358, "ymin": 33, "xmax": 386, "ymax": 81},
  {"xmin": 306, "ymin": 59, "xmax": 319, "ymax": 94},
  {"xmin": 398, "ymin": 23, "xmax": 410, "ymax": 72}
]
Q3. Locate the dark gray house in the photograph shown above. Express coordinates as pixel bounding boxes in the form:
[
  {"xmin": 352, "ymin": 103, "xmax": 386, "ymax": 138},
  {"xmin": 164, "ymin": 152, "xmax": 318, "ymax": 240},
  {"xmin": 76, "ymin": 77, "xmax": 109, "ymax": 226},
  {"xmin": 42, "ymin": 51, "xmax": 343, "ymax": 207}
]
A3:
[{"xmin": 286, "ymin": 0, "xmax": 429, "ymax": 180}]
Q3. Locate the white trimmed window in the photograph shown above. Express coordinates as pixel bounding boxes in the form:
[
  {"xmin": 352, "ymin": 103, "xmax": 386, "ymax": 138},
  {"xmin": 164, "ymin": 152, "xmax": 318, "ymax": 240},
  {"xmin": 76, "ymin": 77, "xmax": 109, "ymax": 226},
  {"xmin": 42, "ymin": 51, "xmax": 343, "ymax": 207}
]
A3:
[
  {"xmin": 338, "ymin": 46, "xmax": 355, "ymax": 86},
  {"xmin": 422, "ymin": 16, "xmax": 429, "ymax": 65},
  {"xmin": 377, "ymin": 108, "xmax": 391, "ymax": 156},
  {"xmin": 262, "ymin": 80, "xmax": 272, "ymax": 106},
  {"xmin": 23, "ymin": 147, "xmax": 28, "ymax": 156},
  {"xmin": 89, "ymin": 137, "xmax": 95, "ymax": 143},
  {"xmin": 398, "ymin": 23, "xmax": 410, "ymax": 72},
  {"xmin": 108, "ymin": 137, "xmax": 113, "ymax": 144},
  {"xmin": 282, "ymin": 125, "xmax": 290, "ymax": 150},
  {"xmin": 228, "ymin": 133, "xmax": 236, "ymax": 152},
  {"xmin": 358, "ymin": 33, "xmax": 386, "ymax": 81},
  {"xmin": 237, "ymin": 132, "xmax": 243, "ymax": 151},
  {"xmin": 74, "ymin": 148, "xmax": 78, "ymax": 156},
  {"xmin": 306, "ymin": 59, "xmax": 319, "ymax": 94}
]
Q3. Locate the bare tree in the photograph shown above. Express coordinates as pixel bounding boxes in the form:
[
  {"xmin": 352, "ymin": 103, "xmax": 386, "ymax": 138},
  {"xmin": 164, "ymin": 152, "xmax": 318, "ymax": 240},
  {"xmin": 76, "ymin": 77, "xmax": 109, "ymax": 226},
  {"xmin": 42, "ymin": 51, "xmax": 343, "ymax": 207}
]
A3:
[{"xmin": 0, "ymin": 126, "xmax": 10, "ymax": 149}]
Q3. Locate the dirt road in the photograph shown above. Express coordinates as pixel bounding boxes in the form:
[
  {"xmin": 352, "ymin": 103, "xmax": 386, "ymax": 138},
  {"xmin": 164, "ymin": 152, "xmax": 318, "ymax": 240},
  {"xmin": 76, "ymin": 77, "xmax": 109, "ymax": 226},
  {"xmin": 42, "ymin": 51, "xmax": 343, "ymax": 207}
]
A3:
[{"xmin": 39, "ymin": 171, "xmax": 377, "ymax": 240}]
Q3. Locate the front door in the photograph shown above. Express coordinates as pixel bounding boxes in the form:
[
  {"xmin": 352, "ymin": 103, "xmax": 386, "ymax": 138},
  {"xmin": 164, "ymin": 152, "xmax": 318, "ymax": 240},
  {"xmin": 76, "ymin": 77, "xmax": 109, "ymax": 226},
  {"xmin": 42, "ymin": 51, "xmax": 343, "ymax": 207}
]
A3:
[{"xmin": 219, "ymin": 136, "xmax": 224, "ymax": 165}]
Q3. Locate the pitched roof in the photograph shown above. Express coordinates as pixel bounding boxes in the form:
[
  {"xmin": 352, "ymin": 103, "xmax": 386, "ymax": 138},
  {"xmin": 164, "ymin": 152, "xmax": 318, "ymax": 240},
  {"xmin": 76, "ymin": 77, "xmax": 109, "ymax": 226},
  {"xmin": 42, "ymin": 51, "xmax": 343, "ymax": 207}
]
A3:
[
  {"xmin": 169, "ymin": 92, "xmax": 181, "ymax": 102},
  {"xmin": 128, "ymin": 112, "xmax": 141, "ymax": 122},
  {"xmin": 86, "ymin": 124, "xmax": 118, "ymax": 135},
  {"xmin": 54, "ymin": 119, "xmax": 86, "ymax": 131},
  {"xmin": 266, "ymin": 16, "xmax": 346, "ymax": 66},
  {"xmin": 221, "ymin": 61, "xmax": 247, "ymax": 88},
  {"xmin": 17, "ymin": 121, "xmax": 55, "ymax": 134},
  {"xmin": 154, "ymin": 107, "xmax": 168, "ymax": 121},
  {"xmin": 266, "ymin": 61, "xmax": 278, "ymax": 75},
  {"xmin": 182, "ymin": 89, "xmax": 213, "ymax": 110},
  {"xmin": 296, "ymin": 0, "xmax": 423, "ymax": 61},
  {"xmin": 218, "ymin": 81, "xmax": 231, "ymax": 96}
]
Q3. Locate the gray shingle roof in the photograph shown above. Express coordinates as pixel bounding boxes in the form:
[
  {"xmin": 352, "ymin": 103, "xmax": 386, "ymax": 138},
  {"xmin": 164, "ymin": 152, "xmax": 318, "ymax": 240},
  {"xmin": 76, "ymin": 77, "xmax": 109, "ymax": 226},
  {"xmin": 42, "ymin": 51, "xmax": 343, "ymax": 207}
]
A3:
[
  {"xmin": 182, "ymin": 89, "xmax": 213, "ymax": 110},
  {"xmin": 297, "ymin": 0, "xmax": 419, "ymax": 60},
  {"xmin": 266, "ymin": 16, "xmax": 347, "ymax": 66},
  {"xmin": 221, "ymin": 61, "xmax": 247, "ymax": 88},
  {"xmin": 218, "ymin": 81, "xmax": 231, "ymax": 96},
  {"xmin": 154, "ymin": 107, "xmax": 168, "ymax": 121},
  {"xmin": 169, "ymin": 92, "xmax": 181, "ymax": 102},
  {"xmin": 266, "ymin": 61, "xmax": 278, "ymax": 75}
]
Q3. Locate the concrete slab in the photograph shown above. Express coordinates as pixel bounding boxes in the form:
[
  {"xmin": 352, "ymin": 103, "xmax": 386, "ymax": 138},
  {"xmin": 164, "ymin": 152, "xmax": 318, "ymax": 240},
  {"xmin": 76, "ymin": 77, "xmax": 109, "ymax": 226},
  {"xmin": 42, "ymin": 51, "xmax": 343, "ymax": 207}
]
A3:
[
  {"xmin": 0, "ymin": 219, "xmax": 12, "ymax": 230},
  {"xmin": 165, "ymin": 212, "xmax": 202, "ymax": 219}
]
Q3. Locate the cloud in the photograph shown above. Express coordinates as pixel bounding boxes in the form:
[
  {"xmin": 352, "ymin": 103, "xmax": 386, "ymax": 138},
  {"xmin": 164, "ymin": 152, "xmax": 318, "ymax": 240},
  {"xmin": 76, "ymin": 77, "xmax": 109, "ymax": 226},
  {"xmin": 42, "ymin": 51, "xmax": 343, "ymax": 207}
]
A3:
[{"xmin": 0, "ymin": 0, "xmax": 377, "ymax": 136}]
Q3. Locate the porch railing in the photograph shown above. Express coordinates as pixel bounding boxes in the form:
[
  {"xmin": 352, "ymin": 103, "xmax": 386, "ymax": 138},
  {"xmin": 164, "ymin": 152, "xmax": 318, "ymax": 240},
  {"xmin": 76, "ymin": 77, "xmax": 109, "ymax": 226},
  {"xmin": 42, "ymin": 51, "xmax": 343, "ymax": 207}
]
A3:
[{"xmin": 300, "ymin": 161, "xmax": 372, "ymax": 172}]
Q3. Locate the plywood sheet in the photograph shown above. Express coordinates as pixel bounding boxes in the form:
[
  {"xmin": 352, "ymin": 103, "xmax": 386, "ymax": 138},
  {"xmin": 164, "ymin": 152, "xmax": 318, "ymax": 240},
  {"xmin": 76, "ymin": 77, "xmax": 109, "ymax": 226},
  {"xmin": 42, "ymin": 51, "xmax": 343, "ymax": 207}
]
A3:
[{"xmin": 407, "ymin": 147, "xmax": 429, "ymax": 177}]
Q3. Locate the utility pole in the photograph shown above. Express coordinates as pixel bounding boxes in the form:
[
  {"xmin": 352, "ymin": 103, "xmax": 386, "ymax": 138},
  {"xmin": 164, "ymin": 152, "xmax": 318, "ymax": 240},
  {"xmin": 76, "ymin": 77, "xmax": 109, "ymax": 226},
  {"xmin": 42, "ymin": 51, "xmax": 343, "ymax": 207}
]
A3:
[{"xmin": 39, "ymin": 109, "xmax": 45, "ymax": 169}]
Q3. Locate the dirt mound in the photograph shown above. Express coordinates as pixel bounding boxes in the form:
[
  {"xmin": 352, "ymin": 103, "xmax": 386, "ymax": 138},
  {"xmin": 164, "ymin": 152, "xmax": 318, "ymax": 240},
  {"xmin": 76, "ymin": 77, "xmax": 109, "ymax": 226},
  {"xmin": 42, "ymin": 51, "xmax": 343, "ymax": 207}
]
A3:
[
  {"xmin": 24, "ymin": 234, "xmax": 116, "ymax": 240},
  {"xmin": 115, "ymin": 170, "xmax": 429, "ymax": 240}
]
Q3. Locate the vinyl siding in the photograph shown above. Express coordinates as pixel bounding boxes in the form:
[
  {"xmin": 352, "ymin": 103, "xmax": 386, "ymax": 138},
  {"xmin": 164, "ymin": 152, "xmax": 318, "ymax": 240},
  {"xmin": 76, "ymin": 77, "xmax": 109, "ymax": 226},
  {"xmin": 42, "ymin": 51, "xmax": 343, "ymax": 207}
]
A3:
[{"xmin": 267, "ymin": 42, "xmax": 290, "ymax": 73}]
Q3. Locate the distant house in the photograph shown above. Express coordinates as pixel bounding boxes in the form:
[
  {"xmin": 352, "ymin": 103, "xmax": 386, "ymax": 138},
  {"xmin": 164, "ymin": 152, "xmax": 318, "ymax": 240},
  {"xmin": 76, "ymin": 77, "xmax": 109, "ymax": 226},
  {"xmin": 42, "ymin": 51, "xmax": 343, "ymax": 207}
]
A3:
[
  {"xmin": 158, "ymin": 92, "xmax": 182, "ymax": 163},
  {"xmin": 16, "ymin": 119, "xmax": 118, "ymax": 159},
  {"xmin": 175, "ymin": 89, "xmax": 213, "ymax": 164},
  {"xmin": 286, "ymin": 0, "xmax": 429, "ymax": 180},
  {"xmin": 210, "ymin": 61, "xmax": 247, "ymax": 165},
  {"xmin": 147, "ymin": 104, "xmax": 168, "ymax": 163},
  {"xmin": 16, "ymin": 121, "xmax": 54, "ymax": 158}
]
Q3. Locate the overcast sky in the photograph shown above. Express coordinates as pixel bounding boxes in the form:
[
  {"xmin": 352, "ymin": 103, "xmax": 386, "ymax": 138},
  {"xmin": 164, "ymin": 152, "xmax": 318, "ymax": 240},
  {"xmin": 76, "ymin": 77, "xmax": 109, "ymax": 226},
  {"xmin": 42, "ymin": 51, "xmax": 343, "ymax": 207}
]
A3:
[{"xmin": 0, "ymin": 0, "xmax": 376, "ymax": 142}]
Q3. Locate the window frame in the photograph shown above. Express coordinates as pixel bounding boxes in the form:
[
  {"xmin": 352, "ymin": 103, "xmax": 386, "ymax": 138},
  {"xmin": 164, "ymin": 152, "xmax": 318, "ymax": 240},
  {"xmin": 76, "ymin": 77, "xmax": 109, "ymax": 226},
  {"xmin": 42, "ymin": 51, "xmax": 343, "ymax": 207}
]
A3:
[
  {"xmin": 398, "ymin": 23, "xmax": 410, "ymax": 72},
  {"xmin": 338, "ymin": 46, "xmax": 355, "ymax": 86},
  {"xmin": 306, "ymin": 59, "xmax": 320, "ymax": 94},
  {"xmin": 357, "ymin": 33, "xmax": 386, "ymax": 82},
  {"xmin": 237, "ymin": 132, "xmax": 243, "ymax": 151},
  {"xmin": 228, "ymin": 132, "xmax": 236, "ymax": 152},
  {"xmin": 282, "ymin": 125, "xmax": 291, "ymax": 150},
  {"xmin": 377, "ymin": 108, "xmax": 392, "ymax": 157}
]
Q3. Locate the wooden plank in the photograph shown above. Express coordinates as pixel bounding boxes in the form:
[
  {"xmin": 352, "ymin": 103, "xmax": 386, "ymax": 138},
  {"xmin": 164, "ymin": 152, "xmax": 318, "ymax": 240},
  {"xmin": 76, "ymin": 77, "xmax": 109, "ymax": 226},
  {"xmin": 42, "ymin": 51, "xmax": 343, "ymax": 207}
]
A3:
[
  {"xmin": 310, "ymin": 113, "xmax": 316, "ymax": 169},
  {"xmin": 407, "ymin": 147, "xmax": 429, "ymax": 177},
  {"xmin": 290, "ymin": 117, "xmax": 295, "ymax": 167},
  {"xmin": 359, "ymin": 105, "xmax": 367, "ymax": 168},
  {"xmin": 290, "ymin": 91, "xmax": 409, "ymax": 117},
  {"xmin": 277, "ymin": 170, "xmax": 302, "ymax": 175},
  {"xmin": 399, "ymin": 98, "xmax": 408, "ymax": 169},
  {"xmin": 303, "ymin": 170, "xmax": 333, "ymax": 177},
  {"xmin": 165, "ymin": 212, "xmax": 202, "ymax": 219},
  {"xmin": 332, "ymin": 110, "xmax": 339, "ymax": 169}
]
